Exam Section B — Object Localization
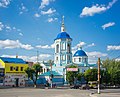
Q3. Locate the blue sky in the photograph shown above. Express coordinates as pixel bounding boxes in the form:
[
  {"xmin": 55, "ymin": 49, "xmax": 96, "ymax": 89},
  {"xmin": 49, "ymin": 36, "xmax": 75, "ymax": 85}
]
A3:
[{"xmin": 0, "ymin": 0, "xmax": 120, "ymax": 63}]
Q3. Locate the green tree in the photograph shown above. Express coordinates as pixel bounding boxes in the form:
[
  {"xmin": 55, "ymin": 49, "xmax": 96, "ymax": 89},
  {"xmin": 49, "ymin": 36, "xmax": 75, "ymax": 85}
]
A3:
[
  {"xmin": 102, "ymin": 59, "xmax": 120, "ymax": 85},
  {"xmin": 66, "ymin": 65, "xmax": 78, "ymax": 85},
  {"xmin": 84, "ymin": 68, "xmax": 97, "ymax": 82},
  {"xmin": 25, "ymin": 67, "xmax": 35, "ymax": 80},
  {"xmin": 32, "ymin": 63, "xmax": 43, "ymax": 87}
]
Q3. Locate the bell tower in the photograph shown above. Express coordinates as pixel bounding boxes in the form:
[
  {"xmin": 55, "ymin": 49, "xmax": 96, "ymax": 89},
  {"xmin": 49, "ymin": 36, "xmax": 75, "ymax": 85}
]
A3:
[{"xmin": 54, "ymin": 16, "xmax": 72, "ymax": 67}]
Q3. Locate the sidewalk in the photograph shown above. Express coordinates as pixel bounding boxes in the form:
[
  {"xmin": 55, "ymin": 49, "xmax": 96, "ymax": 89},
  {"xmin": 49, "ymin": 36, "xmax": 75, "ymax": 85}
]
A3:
[
  {"xmin": 90, "ymin": 92, "xmax": 120, "ymax": 97},
  {"xmin": 89, "ymin": 89, "xmax": 120, "ymax": 97}
]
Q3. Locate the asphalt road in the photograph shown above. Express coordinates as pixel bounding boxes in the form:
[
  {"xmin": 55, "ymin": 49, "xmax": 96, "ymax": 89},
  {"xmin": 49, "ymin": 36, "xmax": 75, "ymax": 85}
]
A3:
[{"xmin": 0, "ymin": 88, "xmax": 92, "ymax": 97}]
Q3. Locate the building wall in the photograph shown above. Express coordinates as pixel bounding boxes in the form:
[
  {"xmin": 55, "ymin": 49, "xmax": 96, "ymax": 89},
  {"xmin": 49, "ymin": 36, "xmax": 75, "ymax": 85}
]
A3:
[
  {"xmin": 5, "ymin": 63, "xmax": 28, "ymax": 74},
  {"xmin": 0, "ymin": 59, "xmax": 5, "ymax": 68},
  {"xmin": 0, "ymin": 60, "xmax": 28, "ymax": 87},
  {"xmin": 54, "ymin": 38, "xmax": 72, "ymax": 66}
]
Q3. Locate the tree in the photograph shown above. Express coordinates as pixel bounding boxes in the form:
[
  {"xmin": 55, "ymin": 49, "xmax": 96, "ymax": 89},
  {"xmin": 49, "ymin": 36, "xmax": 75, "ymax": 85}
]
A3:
[
  {"xmin": 25, "ymin": 67, "xmax": 35, "ymax": 80},
  {"xmin": 102, "ymin": 59, "xmax": 120, "ymax": 85},
  {"xmin": 84, "ymin": 68, "xmax": 97, "ymax": 82},
  {"xmin": 32, "ymin": 63, "xmax": 43, "ymax": 87},
  {"xmin": 77, "ymin": 72, "xmax": 84, "ymax": 84},
  {"xmin": 66, "ymin": 65, "xmax": 78, "ymax": 85}
]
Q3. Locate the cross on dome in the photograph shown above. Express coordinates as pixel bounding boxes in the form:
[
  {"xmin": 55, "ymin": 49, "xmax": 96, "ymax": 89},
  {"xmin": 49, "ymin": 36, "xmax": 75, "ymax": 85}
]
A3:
[{"xmin": 61, "ymin": 16, "xmax": 65, "ymax": 32}]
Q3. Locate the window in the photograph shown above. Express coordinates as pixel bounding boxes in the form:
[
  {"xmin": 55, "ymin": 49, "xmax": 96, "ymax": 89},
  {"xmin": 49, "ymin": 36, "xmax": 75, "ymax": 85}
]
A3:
[
  {"xmin": 56, "ymin": 57, "xmax": 58, "ymax": 60},
  {"xmin": 16, "ymin": 66, "xmax": 19, "ymax": 71},
  {"xmin": 61, "ymin": 42, "xmax": 65, "ymax": 50},
  {"xmin": 67, "ymin": 55, "xmax": 70, "ymax": 60},
  {"xmin": 85, "ymin": 58, "xmax": 87, "ymax": 62},
  {"xmin": 79, "ymin": 58, "xmax": 81, "ymax": 62},
  {"xmin": 61, "ymin": 55, "xmax": 65, "ymax": 60},
  {"xmin": 67, "ymin": 44, "xmax": 70, "ymax": 53},
  {"xmin": 10, "ymin": 66, "xmax": 13, "ymax": 71},
  {"xmin": 21, "ymin": 67, "xmax": 23, "ymax": 71},
  {"xmin": 56, "ymin": 44, "xmax": 59, "ymax": 53}
]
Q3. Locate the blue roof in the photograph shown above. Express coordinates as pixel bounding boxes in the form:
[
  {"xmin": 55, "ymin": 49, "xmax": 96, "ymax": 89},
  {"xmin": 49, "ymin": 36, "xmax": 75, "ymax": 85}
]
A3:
[
  {"xmin": 54, "ymin": 32, "xmax": 72, "ymax": 40},
  {"xmin": 40, "ymin": 71, "xmax": 62, "ymax": 76},
  {"xmin": 73, "ymin": 50, "xmax": 87, "ymax": 57},
  {"xmin": 0, "ymin": 57, "xmax": 26, "ymax": 64}
]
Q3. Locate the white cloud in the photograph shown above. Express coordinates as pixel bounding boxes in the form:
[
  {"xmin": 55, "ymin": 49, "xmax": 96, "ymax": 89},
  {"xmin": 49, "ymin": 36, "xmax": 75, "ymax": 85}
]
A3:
[
  {"xmin": 19, "ymin": 32, "xmax": 23, "ymax": 36},
  {"xmin": 102, "ymin": 22, "xmax": 115, "ymax": 30},
  {"xmin": 13, "ymin": 27, "xmax": 16, "ymax": 30},
  {"xmin": 0, "ymin": 39, "xmax": 33, "ymax": 50},
  {"xmin": 87, "ymin": 51, "xmax": 107, "ymax": 58},
  {"xmin": 87, "ymin": 51, "xmax": 107, "ymax": 64},
  {"xmin": 1, "ymin": 54, "xmax": 52, "ymax": 62},
  {"xmin": 0, "ymin": 0, "xmax": 11, "ymax": 8},
  {"xmin": 80, "ymin": 0, "xmax": 117, "ymax": 17},
  {"xmin": 0, "ymin": 22, "xmax": 4, "ymax": 31},
  {"xmin": 72, "ymin": 41, "xmax": 86, "ymax": 50},
  {"xmin": 72, "ymin": 41, "xmax": 96, "ymax": 50},
  {"xmin": 20, "ymin": 44, "xmax": 33, "ymax": 50},
  {"xmin": 87, "ymin": 43, "xmax": 95, "ymax": 47},
  {"xmin": 39, "ymin": 0, "xmax": 55, "ymax": 9},
  {"xmin": 5, "ymin": 25, "xmax": 12, "ymax": 31},
  {"xmin": 47, "ymin": 17, "xmax": 58, "ymax": 22},
  {"xmin": 107, "ymin": 45, "xmax": 120, "ymax": 51},
  {"xmin": 19, "ymin": 3, "xmax": 28, "ymax": 15},
  {"xmin": 41, "ymin": 8, "xmax": 56, "ymax": 15},
  {"xmin": 34, "ymin": 13, "xmax": 40, "ymax": 18},
  {"xmin": 36, "ymin": 43, "xmax": 54, "ymax": 49}
]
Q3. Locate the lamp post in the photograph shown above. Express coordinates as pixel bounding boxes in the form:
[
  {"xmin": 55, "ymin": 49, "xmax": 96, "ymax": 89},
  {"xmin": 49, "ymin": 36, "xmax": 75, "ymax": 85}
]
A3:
[{"xmin": 97, "ymin": 58, "xmax": 101, "ymax": 94}]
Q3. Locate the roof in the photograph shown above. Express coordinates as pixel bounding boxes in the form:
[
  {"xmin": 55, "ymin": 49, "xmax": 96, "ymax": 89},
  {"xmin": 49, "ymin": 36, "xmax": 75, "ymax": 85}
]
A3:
[
  {"xmin": 54, "ymin": 32, "xmax": 72, "ymax": 40},
  {"xmin": 40, "ymin": 71, "xmax": 62, "ymax": 76},
  {"xmin": 73, "ymin": 50, "xmax": 87, "ymax": 57},
  {"xmin": 0, "ymin": 57, "xmax": 26, "ymax": 64}
]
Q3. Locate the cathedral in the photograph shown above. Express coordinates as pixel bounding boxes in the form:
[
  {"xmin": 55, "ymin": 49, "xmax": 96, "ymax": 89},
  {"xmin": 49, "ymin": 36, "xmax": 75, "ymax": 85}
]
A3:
[
  {"xmin": 52, "ymin": 16, "xmax": 92, "ymax": 82},
  {"xmin": 40, "ymin": 17, "xmax": 97, "ymax": 85}
]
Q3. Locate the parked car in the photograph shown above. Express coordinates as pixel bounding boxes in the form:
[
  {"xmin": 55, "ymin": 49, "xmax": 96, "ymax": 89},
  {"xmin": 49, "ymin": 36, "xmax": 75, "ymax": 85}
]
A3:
[{"xmin": 88, "ymin": 81, "xmax": 97, "ymax": 89}]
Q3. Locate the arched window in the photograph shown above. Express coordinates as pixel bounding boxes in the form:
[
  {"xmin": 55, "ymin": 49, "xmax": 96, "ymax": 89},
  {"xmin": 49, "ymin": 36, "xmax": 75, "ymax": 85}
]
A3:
[
  {"xmin": 56, "ymin": 44, "xmax": 59, "ymax": 53},
  {"xmin": 79, "ymin": 58, "xmax": 81, "ymax": 62},
  {"xmin": 61, "ymin": 42, "xmax": 65, "ymax": 50},
  {"xmin": 67, "ymin": 44, "xmax": 70, "ymax": 53}
]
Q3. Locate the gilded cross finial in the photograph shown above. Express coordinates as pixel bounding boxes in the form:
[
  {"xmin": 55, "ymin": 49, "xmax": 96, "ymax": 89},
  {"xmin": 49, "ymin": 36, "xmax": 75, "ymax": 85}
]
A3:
[{"xmin": 61, "ymin": 16, "xmax": 65, "ymax": 32}]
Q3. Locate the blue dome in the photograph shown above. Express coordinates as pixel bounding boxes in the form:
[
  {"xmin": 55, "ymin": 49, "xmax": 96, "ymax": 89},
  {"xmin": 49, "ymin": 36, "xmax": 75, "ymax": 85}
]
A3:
[
  {"xmin": 73, "ymin": 50, "xmax": 87, "ymax": 57},
  {"xmin": 54, "ymin": 32, "xmax": 72, "ymax": 40}
]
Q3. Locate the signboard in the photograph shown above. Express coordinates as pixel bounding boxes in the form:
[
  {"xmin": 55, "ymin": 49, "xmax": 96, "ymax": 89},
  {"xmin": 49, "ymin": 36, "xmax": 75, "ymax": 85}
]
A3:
[{"xmin": 67, "ymin": 68, "xmax": 78, "ymax": 71}]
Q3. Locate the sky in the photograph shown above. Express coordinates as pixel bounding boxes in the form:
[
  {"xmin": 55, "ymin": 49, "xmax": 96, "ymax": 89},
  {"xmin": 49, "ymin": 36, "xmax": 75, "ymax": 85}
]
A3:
[{"xmin": 0, "ymin": 0, "xmax": 120, "ymax": 63}]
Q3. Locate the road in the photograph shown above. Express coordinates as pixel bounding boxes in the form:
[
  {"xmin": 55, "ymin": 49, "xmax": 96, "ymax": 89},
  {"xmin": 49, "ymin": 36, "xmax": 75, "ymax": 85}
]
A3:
[{"xmin": 0, "ymin": 88, "xmax": 92, "ymax": 97}]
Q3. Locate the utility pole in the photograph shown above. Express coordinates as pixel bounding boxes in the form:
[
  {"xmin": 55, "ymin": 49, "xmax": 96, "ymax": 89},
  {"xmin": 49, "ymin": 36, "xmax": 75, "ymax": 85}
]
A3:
[{"xmin": 98, "ymin": 57, "xmax": 101, "ymax": 94}]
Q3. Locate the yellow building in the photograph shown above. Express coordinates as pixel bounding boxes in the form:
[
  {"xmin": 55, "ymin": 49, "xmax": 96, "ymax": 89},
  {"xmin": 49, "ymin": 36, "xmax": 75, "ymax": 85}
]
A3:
[{"xmin": 0, "ymin": 57, "xmax": 28, "ymax": 87}]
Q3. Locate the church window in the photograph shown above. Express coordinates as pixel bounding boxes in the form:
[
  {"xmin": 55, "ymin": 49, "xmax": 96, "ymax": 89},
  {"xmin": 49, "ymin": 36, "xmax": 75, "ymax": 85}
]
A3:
[
  {"xmin": 85, "ymin": 58, "xmax": 87, "ymax": 62},
  {"xmin": 56, "ymin": 44, "xmax": 59, "ymax": 53},
  {"xmin": 61, "ymin": 42, "xmax": 65, "ymax": 50},
  {"xmin": 79, "ymin": 58, "xmax": 81, "ymax": 62},
  {"xmin": 56, "ymin": 57, "xmax": 58, "ymax": 60},
  {"xmin": 67, "ymin": 55, "xmax": 70, "ymax": 60},
  {"xmin": 67, "ymin": 44, "xmax": 70, "ymax": 53},
  {"xmin": 61, "ymin": 55, "xmax": 65, "ymax": 60}
]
